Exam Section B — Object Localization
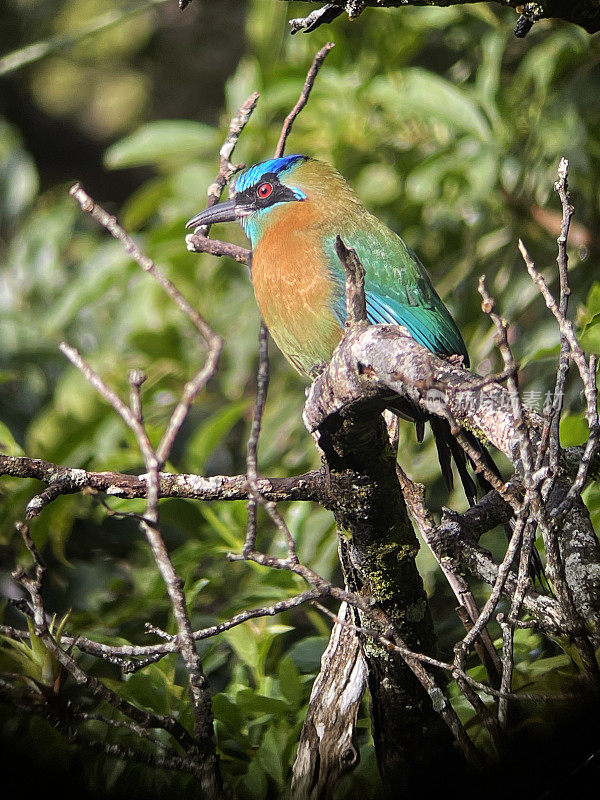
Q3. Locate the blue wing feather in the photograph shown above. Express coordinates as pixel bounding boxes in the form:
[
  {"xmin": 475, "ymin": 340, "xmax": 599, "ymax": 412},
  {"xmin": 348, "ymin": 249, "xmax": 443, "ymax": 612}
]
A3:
[{"xmin": 364, "ymin": 291, "xmax": 468, "ymax": 364}]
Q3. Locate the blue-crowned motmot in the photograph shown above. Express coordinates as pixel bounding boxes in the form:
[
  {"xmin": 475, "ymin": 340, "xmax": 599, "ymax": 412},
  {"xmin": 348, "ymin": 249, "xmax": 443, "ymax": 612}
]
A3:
[{"xmin": 187, "ymin": 155, "xmax": 503, "ymax": 504}]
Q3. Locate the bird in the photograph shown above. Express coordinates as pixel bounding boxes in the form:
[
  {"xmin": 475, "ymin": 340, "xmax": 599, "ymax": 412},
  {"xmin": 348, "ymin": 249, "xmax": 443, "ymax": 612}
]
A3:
[
  {"xmin": 186, "ymin": 154, "xmax": 546, "ymax": 583},
  {"xmin": 185, "ymin": 155, "xmax": 499, "ymax": 505}
]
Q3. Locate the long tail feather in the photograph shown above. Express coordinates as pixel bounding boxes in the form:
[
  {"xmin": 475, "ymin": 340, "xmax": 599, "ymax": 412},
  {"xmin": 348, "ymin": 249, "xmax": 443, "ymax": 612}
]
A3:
[
  {"xmin": 461, "ymin": 431, "xmax": 545, "ymax": 584},
  {"xmin": 388, "ymin": 402, "xmax": 546, "ymax": 585},
  {"xmin": 461, "ymin": 429, "xmax": 502, "ymax": 494},
  {"xmin": 447, "ymin": 430, "xmax": 478, "ymax": 506},
  {"xmin": 429, "ymin": 417, "xmax": 455, "ymax": 495}
]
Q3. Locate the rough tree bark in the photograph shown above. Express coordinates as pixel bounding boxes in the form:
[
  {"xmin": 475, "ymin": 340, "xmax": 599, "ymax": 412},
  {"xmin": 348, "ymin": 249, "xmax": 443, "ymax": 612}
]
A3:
[
  {"xmin": 293, "ymin": 245, "xmax": 469, "ymax": 795},
  {"xmin": 305, "ymin": 324, "xmax": 600, "ymax": 641},
  {"xmin": 291, "ymin": 603, "xmax": 366, "ymax": 800},
  {"xmin": 312, "ymin": 394, "xmax": 461, "ymax": 793},
  {"xmin": 284, "ymin": 0, "xmax": 600, "ymax": 35}
]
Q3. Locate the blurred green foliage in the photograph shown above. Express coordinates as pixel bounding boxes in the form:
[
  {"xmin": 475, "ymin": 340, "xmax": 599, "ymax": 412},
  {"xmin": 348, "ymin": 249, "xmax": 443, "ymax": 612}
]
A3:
[{"xmin": 1, "ymin": 1, "xmax": 600, "ymax": 796}]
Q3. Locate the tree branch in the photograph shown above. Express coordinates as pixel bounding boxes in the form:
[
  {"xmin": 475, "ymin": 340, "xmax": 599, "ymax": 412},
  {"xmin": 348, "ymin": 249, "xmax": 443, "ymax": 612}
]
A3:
[
  {"xmin": 304, "ymin": 322, "xmax": 600, "ymax": 637},
  {"xmin": 291, "ymin": 603, "xmax": 366, "ymax": 800},
  {"xmin": 282, "ymin": 0, "xmax": 600, "ymax": 35}
]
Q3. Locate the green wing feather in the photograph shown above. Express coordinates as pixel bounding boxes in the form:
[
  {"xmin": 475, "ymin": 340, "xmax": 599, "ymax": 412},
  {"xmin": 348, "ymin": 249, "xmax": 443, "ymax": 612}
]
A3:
[{"xmin": 324, "ymin": 216, "xmax": 469, "ymax": 365}]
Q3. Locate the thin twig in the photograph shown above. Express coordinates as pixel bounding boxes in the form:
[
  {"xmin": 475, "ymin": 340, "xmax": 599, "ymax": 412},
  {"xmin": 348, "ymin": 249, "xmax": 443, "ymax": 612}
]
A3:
[
  {"xmin": 242, "ymin": 42, "xmax": 335, "ymax": 559},
  {"xmin": 70, "ymin": 184, "xmax": 216, "ymax": 345},
  {"xmin": 68, "ymin": 185, "xmax": 224, "ymax": 471},
  {"xmin": 335, "ymin": 235, "xmax": 368, "ymax": 326},
  {"xmin": 274, "ymin": 42, "xmax": 335, "ymax": 158},
  {"xmin": 244, "ymin": 321, "xmax": 270, "ymax": 555},
  {"xmin": 313, "ymin": 602, "xmax": 566, "ymax": 704},
  {"xmin": 454, "ymin": 512, "xmax": 525, "ymax": 675},
  {"xmin": 539, "ymin": 157, "xmax": 573, "ymax": 479},
  {"xmin": 518, "ymin": 240, "xmax": 600, "ymax": 522},
  {"xmin": 396, "ymin": 464, "xmax": 502, "ymax": 688},
  {"xmin": 57, "ymin": 344, "xmax": 221, "ymax": 784},
  {"xmin": 184, "ymin": 90, "xmax": 259, "ymax": 261},
  {"xmin": 202, "ymin": 91, "xmax": 260, "ymax": 232},
  {"xmin": 12, "ymin": 524, "xmax": 201, "ymax": 758}
]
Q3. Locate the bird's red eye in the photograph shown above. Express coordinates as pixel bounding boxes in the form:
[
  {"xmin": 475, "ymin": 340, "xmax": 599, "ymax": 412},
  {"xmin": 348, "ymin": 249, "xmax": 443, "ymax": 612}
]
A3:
[{"xmin": 257, "ymin": 182, "xmax": 273, "ymax": 199}]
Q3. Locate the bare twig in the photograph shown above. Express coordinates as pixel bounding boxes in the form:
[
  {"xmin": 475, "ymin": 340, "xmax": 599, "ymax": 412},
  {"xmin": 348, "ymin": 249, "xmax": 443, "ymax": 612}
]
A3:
[
  {"xmin": 202, "ymin": 91, "xmax": 260, "ymax": 230},
  {"xmin": 274, "ymin": 42, "xmax": 335, "ymax": 158},
  {"xmin": 185, "ymin": 90, "xmax": 259, "ymax": 261},
  {"xmin": 244, "ymin": 321, "xmax": 270, "ymax": 556},
  {"xmin": 11, "ymin": 524, "xmax": 201, "ymax": 759},
  {"xmin": 70, "ymin": 184, "xmax": 216, "ymax": 345},
  {"xmin": 478, "ymin": 277, "xmax": 535, "ymax": 483},
  {"xmin": 69, "ymin": 185, "xmax": 224, "ymax": 471},
  {"xmin": 476, "ymin": 275, "xmax": 541, "ymax": 718},
  {"xmin": 453, "ymin": 513, "xmax": 525, "ymax": 671},
  {"xmin": 335, "ymin": 235, "xmax": 368, "ymax": 326},
  {"xmin": 241, "ymin": 42, "xmax": 335, "ymax": 559},
  {"xmin": 279, "ymin": 0, "xmax": 600, "ymax": 35},
  {"xmin": 289, "ymin": 4, "xmax": 344, "ymax": 34},
  {"xmin": 396, "ymin": 465, "xmax": 502, "ymax": 688},
  {"xmin": 539, "ymin": 157, "xmax": 574, "ymax": 478},
  {"xmin": 185, "ymin": 233, "xmax": 251, "ymax": 263},
  {"xmin": 518, "ymin": 240, "xmax": 600, "ymax": 522},
  {"xmin": 57, "ymin": 343, "xmax": 222, "ymax": 790}
]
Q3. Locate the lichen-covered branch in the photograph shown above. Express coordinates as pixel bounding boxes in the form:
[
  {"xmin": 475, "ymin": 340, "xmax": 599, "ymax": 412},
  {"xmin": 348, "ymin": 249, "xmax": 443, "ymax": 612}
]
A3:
[{"xmin": 0, "ymin": 454, "xmax": 325, "ymax": 510}]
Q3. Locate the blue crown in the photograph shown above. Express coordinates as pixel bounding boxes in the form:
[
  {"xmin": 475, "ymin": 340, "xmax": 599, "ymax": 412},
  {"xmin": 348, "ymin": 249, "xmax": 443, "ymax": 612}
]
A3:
[{"xmin": 234, "ymin": 155, "xmax": 306, "ymax": 193}]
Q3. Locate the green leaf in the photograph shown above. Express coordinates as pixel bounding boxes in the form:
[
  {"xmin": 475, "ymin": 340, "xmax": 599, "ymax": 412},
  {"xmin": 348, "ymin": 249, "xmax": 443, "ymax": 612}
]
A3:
[
  {"xmin": 241, "ymin": 757, "xmax": 268, "ymax": 800},
  {"xmin": 287, "ymin": 636, "xmax": 327, "ymax": 674},
  {"xmin": 26, "ymin": 617, "xmax": 48, "ymax": 664},
  {"xmin": 277, "ymin": 656, "xmax": 302, "ymax": 708},
  {"xmin": 257, "ymin": 726, "xmax": 286, "ymax": 785},
  {"xmin": 371, "ymin": 69, "xmax": 492, "ymax": 140},
  {"xmin": 0, "ymin": 120, "xmax": 39, "ymax": 218},
  {"xmin": 223, "ymin": 624, "xmax": 260, "ymax": 675},
  {"xmin": 475, "ymin": 30, "xmax": 505, "ymax": 108},
  {"xmin": 185, "ymin": 577, "xmax": 210, "ymax": 606},
  {"xmin": 520, "ymin": 343, "xmax": 560, "ymax": 368},
  {"xmin": 105, "ymin": 665, "xmax": 179, "ymax": 716},
  {"xmin": 0, "ymin": 421, "xmax": 24, "ymax": 456},
  {"xmin": 235, "ymin": 689, "xmax": 289, "ymax": 717},
  {"xmin": 583, "ymin": 312, "xmax": 600, "ymax": 333},
  {"xmin": 105, "ymin": 120, "xmax": 221, "ymax": 169},
  {"xmin": 212, "ymin": 693, "xmax": 244, "ymax": 733},
  {"xmin": 200, "ymin": 505, "xmax": 245, "ymax": 550},
  {"xmin": 584, "ymin": 283, "xmax": 600, "ymax": 316},
  {"xmin": 184, "ymin": 398, "xmax": 251, "ymax": 473},
  {"xmin": 560, "ymin": 414, "xmax": 589, "ymax": 447},
  {"xmin": 580, "ymin": 311, "xmax": 600, "ymax": 354},
  {"xmin": 355, "ymin": 164, "xmax": 401, "ymax": 206}
]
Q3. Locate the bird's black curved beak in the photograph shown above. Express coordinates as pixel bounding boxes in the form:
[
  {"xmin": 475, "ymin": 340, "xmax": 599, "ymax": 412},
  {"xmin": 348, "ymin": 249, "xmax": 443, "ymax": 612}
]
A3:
[{"xmin": 185, "ymin": 198, "xmax": 238, "ymax": 230}]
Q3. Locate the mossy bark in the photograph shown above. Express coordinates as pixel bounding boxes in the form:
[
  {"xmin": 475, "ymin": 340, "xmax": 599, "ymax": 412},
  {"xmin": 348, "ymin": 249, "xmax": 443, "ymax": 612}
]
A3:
[{"xmin": 316, "ymin": 408, "xmax": 458, "ymax": 793}]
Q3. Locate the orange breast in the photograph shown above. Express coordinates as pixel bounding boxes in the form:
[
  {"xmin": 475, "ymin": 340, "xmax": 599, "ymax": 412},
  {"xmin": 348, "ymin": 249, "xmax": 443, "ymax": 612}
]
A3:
[{"xmin": 251, "ymin": 201, "xmax": 343, "ymax": 376}]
